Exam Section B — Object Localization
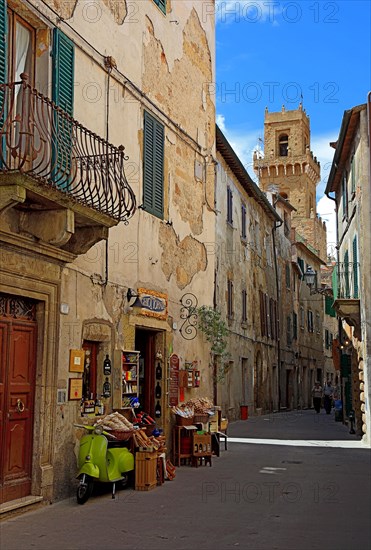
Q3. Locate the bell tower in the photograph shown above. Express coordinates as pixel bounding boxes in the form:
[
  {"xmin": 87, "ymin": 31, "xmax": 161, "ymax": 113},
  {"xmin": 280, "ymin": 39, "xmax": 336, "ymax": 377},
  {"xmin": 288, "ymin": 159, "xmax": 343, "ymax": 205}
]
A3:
[
  {"xmin": 253, "ymin": 104, "xmax": 321, "ymax": 217},
  {"xmin": 253, "ymin": 104, "xmax": 327, "ymax": 261}
]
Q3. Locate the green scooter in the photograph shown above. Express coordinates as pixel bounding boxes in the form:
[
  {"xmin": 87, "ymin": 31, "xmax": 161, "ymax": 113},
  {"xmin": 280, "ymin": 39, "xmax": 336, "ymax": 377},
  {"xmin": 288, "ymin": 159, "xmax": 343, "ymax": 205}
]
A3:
[{"xmin": 75, "ymin": 424, "xmax": 134, "ymax": 504}]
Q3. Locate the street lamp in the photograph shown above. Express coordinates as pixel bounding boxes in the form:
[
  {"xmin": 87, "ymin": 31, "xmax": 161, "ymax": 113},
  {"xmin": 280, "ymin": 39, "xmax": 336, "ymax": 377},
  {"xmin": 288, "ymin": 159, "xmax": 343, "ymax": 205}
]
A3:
[{"xmin": 303, "ymin": 266, "xmax": 333, "ymax": 296}]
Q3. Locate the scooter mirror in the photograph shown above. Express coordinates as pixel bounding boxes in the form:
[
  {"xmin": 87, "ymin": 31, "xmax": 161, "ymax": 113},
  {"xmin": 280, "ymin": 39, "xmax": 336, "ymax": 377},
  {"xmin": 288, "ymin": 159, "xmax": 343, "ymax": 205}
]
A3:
[{"xmin": 94, "ymin": 424, "xmax": 104, "ymax": 435}]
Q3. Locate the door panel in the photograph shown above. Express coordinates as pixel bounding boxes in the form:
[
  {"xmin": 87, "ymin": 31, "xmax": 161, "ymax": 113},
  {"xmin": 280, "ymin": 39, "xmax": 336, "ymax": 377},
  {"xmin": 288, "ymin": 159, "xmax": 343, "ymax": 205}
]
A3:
[
  {"xmin": 0, "ymin": 322, "xmax": 8, "ymax": 487},
  {"xmin": 0, "ymin": 318, "xmax": 36, "ymax": 504}
]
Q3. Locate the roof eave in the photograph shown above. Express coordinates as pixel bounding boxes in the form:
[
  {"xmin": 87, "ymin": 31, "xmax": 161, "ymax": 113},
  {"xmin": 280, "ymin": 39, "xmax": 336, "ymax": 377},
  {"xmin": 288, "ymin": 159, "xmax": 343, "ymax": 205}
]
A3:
[{"xmin": 216, "ymin": 125, "xmax": 281, "ymax": 223}]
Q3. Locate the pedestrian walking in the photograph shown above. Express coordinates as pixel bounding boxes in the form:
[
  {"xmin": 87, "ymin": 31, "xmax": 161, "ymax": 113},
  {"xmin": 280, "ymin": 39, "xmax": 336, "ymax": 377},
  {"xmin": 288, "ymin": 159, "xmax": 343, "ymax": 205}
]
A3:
[
  {"xmin": 323, "ymin": 380, "xmax": 334, "ymax": 414},
  {"xmin": 311, "ymin": 381, "xmax": 323, "ymax": 413}
]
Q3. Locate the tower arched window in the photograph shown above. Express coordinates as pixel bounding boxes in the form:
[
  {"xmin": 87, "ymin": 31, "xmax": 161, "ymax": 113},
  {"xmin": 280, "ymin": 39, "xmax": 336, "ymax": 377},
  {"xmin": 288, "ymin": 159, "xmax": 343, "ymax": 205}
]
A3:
[{"xmin": 279, "ymin": 134, "xmax": 289, "ymax": 156}]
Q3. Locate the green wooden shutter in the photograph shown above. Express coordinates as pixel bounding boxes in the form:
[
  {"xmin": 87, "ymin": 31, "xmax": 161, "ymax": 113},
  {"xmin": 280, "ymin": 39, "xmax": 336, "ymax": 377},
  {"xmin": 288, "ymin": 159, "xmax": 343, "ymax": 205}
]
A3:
[
  {"xmin": 344, "ymin": 250, "xmax": 349, "ymax": 298},
  {"xmin": 154, "ymin": 0, "xmax": 166, "ymax": 14},
  {"xmin": 332, "ymin": 267, "xmax": 338, "ymax": 300},
  {"xmin": 52, "ymin": 28, "xmax": 74, "ymax": 188},
  {"xmin": 143, "ymin": 111, "xmax": 164, "ymax": 219},
  {"xmin": 353, "ymin": 236, "xmax": 358, "ymax": 298},
  {"xmin": 0, "ymin": 0, "xmax": 7, "ymax": 167},
  {"xmin": 298, "ymin": 258, "xmax": 304, "ymax": 279},
  {"xmin": 325, "ymin": 295, "xmax": 336, "ymax": 317},
  {"xmin": 52, "ymin": 28, "xmax": 74, "ymax": 115}
]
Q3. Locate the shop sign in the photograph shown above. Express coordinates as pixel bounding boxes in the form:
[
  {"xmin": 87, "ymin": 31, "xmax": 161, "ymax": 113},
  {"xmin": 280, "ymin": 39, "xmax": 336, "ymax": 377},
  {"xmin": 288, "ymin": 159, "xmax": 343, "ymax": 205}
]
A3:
[
  {"xmin": 169, "ymin": 353, "xmax": 179, "ymax": 407},
  {"xmin": 134, "ymin": 288, "xmax": 168, "ymax": 320}
]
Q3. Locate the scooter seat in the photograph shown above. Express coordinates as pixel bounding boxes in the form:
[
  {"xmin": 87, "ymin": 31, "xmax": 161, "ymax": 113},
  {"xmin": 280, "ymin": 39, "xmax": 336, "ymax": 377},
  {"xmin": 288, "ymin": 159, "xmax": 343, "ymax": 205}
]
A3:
[{"xmin": 107, "ymin": 440, "xmax": 130, "ymax": 449}]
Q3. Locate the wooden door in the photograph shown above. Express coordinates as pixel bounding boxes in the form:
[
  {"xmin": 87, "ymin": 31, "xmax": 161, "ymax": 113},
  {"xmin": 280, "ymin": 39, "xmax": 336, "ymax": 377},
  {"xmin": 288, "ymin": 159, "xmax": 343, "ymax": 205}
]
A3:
[{"xmin": 0, "ymin": 296, "xmax": 37, "ymax": 504}]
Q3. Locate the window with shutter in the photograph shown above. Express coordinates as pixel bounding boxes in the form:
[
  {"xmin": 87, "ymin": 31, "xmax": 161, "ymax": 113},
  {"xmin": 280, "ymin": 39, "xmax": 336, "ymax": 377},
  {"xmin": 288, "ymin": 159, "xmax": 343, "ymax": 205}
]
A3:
[
  {"xmin": 307, "ymin": 310, "xmax": 313, "ymax": 333},
  {"xmin": 325, "ymin": 295, "xmax": 336, "ymax": 317},
  {"xmin": 227, "ymin": 187, "xmax": 233, "ymax": 225},
  {"xmin": 227, "ymin": 279, "xmax": 234, "ymax": 318},
  {"xmin": 293, "ymin": 312, "xmax": 297, "ymax": 340},
  {"xmin": 269, "ymin": 298, "xmax": 275, "ymax": 340},
  {"xmin": 259, "ymin": 291, "xmax": 265, "ymax": 337},
  {"xmin": 153, "ymin": 0, "xmax": 166, "ymax": 14},
  {"xmin": 241, "ymin": 204, "xmax": 246, "ymax": 239},
  {"xmin": 325, "ymin": 329, "xmax": 329, "ymax": 349},
  {"xmin": 52, "ymin": 28, "xmax": 74, "ymax": 189},
  {"xmin": 300, "ymin": 306, "xmax": 305, "ymax": 329},
  {"xmin": 298, "ymin": 257, "xmax": 304, "ymax": 279},
  {"xmin": 143, "ymin": 111, "xmax": 164, "ymax": 219},
  {"xmin": 242, "ymin": 289, "xmax": 247, "ymax": 323},
  {"xmin": 265, "ymin": 294, "xmax": 271, "ymax": 338},
  {"xmin": 343, "ymin": 250, "xmax": 350, "ymax": 298}
]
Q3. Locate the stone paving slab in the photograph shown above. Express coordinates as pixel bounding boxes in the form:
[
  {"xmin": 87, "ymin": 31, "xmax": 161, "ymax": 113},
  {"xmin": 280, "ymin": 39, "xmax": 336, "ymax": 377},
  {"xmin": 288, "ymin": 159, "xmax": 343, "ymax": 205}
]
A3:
[
  {"xmin": 228, "ymin": 408, "xmax": 363, "ymax": 441},
  {"xmin": 0, "ymin": 410, "xmax": 370, "ymax": 550}
]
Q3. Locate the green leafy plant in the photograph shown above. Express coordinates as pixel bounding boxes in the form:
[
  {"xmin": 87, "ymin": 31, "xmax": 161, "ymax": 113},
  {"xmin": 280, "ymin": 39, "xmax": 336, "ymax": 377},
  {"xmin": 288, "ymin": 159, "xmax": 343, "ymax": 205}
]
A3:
[{"xmin": 196, "ymin": 306, "xmax": 230, "ymax": 381}]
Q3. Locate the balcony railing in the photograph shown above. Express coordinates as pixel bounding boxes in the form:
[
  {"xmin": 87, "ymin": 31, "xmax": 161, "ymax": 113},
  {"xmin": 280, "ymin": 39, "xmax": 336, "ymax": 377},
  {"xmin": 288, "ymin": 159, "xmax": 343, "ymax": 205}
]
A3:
[
  {"xmin": 0, "ymin": 75, "xmax": 136, "ymax": 222},
  {"xmin": 332, "ymin": 262, "xmax": 360, "ymax": 300}
]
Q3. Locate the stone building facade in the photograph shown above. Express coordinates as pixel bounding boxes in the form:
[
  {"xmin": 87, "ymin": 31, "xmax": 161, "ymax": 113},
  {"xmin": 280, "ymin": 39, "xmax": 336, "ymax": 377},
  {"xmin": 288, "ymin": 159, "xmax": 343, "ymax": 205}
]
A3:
[
  {"xmin": 0, "ymin": 0, "xmax": 216, "ymax": 508},
  {"xmin": 326, "ymin": 101, "xmax": 371, "ymax": 444},
  {"xmin": 253, "ymin": 105, "xmax": 328, "ymax": 410},
  {"xmin": 215, "ymin": 126, "xmax": 281, "ymax": 418}
]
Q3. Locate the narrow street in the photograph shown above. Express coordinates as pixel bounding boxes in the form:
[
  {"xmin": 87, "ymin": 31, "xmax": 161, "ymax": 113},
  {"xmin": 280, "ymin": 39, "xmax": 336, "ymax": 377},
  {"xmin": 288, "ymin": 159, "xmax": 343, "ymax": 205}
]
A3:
[{"xmin": 1, "ymin": 410, "xmax": 370, "ymax": 550}]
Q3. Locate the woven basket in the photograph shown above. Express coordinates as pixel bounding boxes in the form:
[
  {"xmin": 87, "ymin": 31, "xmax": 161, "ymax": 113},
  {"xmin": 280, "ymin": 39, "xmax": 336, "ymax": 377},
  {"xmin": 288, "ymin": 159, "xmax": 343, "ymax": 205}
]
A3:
[
  {"xmin": 193, "ymin": 414, "xmax": 209, "ymax": 424},
  {"xmin": 176, "ymin": 415, "xmax": 194, "ymax": 426},
  {"xmin": 107, "ymin": 429, "xmax": 134, "ymax": 441}
]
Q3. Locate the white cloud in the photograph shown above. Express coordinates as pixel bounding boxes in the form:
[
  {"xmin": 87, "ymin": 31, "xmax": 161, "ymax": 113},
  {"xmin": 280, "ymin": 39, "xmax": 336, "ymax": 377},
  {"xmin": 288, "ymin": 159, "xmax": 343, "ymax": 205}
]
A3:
[
  {"xmin": 310, "ymin": 133, "xmax": 336, "ymax": 198},
  {"xmin": 317, "ymin": 195, "xmax": 337, "ymax": 258},
  {"xmin": 216, "ymin": 114, "xmax": 226, "ymax": 133},
  {"xmin": 216, "ymin": 113, "xmax": 263, "ymax": 182},
  {"xmin": 311, "ymin": 132, "xmax": 337, "ymax": 257}
]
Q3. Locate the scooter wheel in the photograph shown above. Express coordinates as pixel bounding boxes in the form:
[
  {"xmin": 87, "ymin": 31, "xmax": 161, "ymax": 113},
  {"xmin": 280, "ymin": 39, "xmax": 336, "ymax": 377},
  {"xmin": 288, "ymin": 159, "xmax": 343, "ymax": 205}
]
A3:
[
  {"xmin": 77, "ymin": 476, "xmax": 94, "ymax": 504},
  {"xmin": 119, "ymin": 473, "xmax": 131, "ymax": 489}
]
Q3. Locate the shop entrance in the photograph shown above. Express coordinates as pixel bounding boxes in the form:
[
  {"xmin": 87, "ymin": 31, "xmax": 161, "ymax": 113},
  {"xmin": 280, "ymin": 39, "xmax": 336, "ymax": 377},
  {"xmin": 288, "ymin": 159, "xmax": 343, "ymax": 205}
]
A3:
[
  {"xmin": 135, "ymin": 329, "xmax": 157, "ymax": 417},
  {"xmin": 0, "ymin": 294, "xmax": 37, "ymax": 504}
]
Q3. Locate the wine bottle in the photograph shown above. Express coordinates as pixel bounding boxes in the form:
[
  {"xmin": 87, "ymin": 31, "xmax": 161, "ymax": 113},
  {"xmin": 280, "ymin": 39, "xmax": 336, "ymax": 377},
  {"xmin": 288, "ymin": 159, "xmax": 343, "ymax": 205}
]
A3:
[
  {"xmin": 155, "ymin": 400, "xmax": 162, "ymax": 417},
  {"xmin": 155, "ymin": 382, "xmax": 162, "ymax": 398},
  {"xmin": 156, "ymin": 362, "xmax": 162, "ymax": 380}
]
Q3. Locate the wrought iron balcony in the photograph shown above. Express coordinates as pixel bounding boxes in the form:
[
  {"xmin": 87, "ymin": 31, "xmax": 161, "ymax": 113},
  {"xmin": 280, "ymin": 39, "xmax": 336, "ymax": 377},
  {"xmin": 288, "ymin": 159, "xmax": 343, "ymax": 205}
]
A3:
[
  {"xmin": 0, "ymin": 75, "xmax": 136, "ymax": 223},
  {"xmin": 332, "ymin": 262, "xmax": 360, "ymax": 300}
]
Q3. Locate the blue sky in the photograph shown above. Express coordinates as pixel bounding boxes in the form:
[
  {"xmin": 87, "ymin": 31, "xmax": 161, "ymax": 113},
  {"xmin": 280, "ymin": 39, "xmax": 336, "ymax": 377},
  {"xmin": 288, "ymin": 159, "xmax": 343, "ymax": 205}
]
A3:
[{"xmin": 215, "ymin": 0, "xmax": 371, "ymax": 247}]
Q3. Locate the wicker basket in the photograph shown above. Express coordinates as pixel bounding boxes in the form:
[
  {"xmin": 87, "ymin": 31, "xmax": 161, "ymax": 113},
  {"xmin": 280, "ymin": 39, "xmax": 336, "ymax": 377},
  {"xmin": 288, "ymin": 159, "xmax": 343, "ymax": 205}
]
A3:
[
  {"xmin": 107, "ymin": 429, "xmax": 134, "ymax": 441},
  {"xmin": 193, "ymin": 414, "xmax": 209, "ymax": 424},
  {"xmin": 176, "ymin": 414, "xmax": 194, "ymax": 426}
]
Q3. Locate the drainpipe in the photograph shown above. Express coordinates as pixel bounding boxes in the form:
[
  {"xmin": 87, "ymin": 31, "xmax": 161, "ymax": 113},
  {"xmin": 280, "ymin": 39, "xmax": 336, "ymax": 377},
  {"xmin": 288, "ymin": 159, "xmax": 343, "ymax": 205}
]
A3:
[{"xmin": 102, "ymin": 58, "xmax": 115, "ymax": 285}]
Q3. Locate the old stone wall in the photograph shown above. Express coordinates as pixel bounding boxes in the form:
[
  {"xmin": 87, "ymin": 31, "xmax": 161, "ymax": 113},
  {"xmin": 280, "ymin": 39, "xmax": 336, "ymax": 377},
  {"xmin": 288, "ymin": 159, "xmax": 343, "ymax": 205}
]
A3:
[{"xmin": 215, "ymin": 154, "xmax": 278, "ymax": 418}]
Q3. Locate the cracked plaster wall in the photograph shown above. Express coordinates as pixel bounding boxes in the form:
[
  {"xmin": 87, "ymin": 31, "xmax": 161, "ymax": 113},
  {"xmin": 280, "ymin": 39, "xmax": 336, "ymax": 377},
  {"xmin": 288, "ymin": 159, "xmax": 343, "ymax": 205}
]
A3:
[{"xmin": 159, "ymin": 225, "xmax": 207, "ymax": 290}]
